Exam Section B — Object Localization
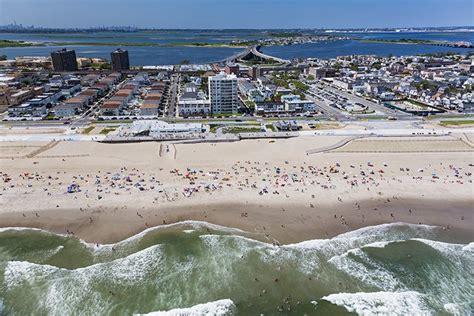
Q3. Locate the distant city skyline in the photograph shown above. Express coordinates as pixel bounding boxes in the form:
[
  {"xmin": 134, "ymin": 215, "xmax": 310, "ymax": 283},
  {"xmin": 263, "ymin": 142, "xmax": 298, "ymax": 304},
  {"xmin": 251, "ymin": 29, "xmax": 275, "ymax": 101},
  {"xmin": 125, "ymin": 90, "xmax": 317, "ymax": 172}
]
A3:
[{"xmin": 0, "ymin": 0, "xmax": 473, "ymax": 29}]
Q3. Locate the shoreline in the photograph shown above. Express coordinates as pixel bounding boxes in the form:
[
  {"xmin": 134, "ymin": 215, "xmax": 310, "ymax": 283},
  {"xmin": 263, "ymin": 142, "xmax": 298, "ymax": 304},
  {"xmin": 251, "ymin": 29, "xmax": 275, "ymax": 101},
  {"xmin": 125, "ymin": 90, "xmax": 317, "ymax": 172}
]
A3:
[{"xmin": 1, "ymin": 197, "xmax": 472, "ymax": 245}]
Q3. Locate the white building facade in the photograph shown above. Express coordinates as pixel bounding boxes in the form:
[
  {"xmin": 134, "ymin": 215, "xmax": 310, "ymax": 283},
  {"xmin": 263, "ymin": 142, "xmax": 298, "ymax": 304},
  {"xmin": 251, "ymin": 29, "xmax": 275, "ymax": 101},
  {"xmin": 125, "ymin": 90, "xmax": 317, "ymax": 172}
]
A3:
[
  {"xmin": 208, "ymin": 73, "xmax": 239, "ymax": 114},
  {"xmin": 178, "ymin": 99, "xmax": 211, "ymax": 116}
]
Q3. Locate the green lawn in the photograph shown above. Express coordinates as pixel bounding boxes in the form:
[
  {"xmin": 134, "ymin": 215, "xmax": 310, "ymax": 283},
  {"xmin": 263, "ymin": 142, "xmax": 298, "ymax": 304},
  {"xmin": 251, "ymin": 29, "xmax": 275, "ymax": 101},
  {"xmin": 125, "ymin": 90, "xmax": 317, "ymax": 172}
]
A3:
[
  {"xmin": 439, "ymin": 120, "xmax": 474, "ymax": 126},
  {"xmin": 427, "ymin": 115, "xmax": 474, "ymax": 120},
  {"xmin": 265, "ymin": 124, "xmax": 275, "ymax": 132},
  {"xmin": 209, "ymin": 124, "xmax": 221, "ymax": 133},
  {"xmin": 99, "ymin": 127, "xmax": 117, "ymax": 135},
  {"xmin": 0, "ymin": 40, "xmax": 39, "ymax": 48},
  {"xmin": 82, "ymin": 126, "xmax": 95, "ymax": 134},
  {"xmin": 223, "ymin": 126, "xmax": 262, "ymax": 134}
]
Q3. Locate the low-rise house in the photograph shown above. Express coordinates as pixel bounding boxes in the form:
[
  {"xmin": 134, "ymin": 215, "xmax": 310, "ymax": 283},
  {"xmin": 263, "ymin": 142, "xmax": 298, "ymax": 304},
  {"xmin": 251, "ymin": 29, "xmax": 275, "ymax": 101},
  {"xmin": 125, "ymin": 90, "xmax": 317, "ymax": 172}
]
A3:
[
  {"xmin": 81, "ymin": 74, "xmax": 100, "ymax": 87},
  {"xmin": 285, "ymin": 99, "xmax": 316, "ymax": 112},
  {"xmin": 122, "ymin": 83, "xmax": 139, "ymax": 94},
  {"xmin": 255, "ymin": 103, "xmax": 285, "ymax": 114},
  {"xmin": 109, "ymin": 96, "xmax": 128, "ymax": 107},
  {"xmin": 101, "ymin": 101, "xmax": 123, "ymax": 116},
  {"xmin": 115, "ymin": 89, "xmax": 133, "ymax": 103},
  {"xmin": 239, "ymin": 80, "xmax": 265, "ymax": 103},
  {"xmin": 0, "ymin": 92, "xmax": 9, "ymax": 110},
  {"xmin": 78, "ymin": 89, "xmax": 99, "ymax": 100},
  {"xmin": 178, "ymin": 99, "xmax": 211, "ymax": 116},
  {"xmin": 9, "ymin": 90, "xmax": 33, "ymax": 106},
  {"xmin": 8, "ymin": 102, "xmax": 47, "ymax": 117},
  {"xmin": 90, "ymin": 83, "xmax": 109, "ymax": 96},
  {"xmin": 140, "ymin": 103, "xmax": 160, "ymax": 116},
  {"xmin": 55, "ymin": 103, "xmax": 79, "ymax": 117},
  {"xmin": 55, "ymin": 95, "xmax": 90, "ymax": 117},
  {"xmin": 61, "ymin": 84, "xmax": 82, "ymax": 97}
]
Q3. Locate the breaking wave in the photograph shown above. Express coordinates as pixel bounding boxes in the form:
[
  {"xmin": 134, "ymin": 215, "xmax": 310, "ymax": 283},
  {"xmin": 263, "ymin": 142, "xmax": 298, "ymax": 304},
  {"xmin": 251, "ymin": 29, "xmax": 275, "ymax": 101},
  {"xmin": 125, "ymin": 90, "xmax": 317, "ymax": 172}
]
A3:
[
  {"xmin": 135, "ymin": 299, "xmax": 236, "ymax": 316},
  {"xmin": 0, "ymin": 222, "xmax": 472, "ymax": 315},
  {"xmin": 321, "ymin": 291, "xmax": 432, "ymax": 315}
]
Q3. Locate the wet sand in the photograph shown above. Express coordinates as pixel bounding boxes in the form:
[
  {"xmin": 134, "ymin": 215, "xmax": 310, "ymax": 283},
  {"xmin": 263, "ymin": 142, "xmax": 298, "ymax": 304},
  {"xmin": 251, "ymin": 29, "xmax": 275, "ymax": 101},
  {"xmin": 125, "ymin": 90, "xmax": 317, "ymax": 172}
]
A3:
[{"xmin": 0, "ymin": 198, "xmax": 472, "ymax": 244}]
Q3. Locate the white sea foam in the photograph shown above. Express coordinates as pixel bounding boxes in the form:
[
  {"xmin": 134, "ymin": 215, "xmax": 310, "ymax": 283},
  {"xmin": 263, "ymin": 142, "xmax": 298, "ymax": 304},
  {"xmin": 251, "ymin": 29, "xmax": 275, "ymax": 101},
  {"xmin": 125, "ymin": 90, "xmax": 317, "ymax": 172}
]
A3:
[
  {"xmin": 328, "ymin": 243, "xmax": 402, "ymax": 290},
  {"xmin": 135, "ymin": 299, "xmax": 235, "ymax": 316},
  {"xmin": 334, "ymin": 222, "xmax": 438, "ymax": 239},
  {"xmin": 81, "ymin": 220, "xmax": 248, "ymax": 250},
  {"xmin": 0, "ymin": 227, "xmax": 47, "ymax": 233},
  {"xmin": 442, "ymin": 302, "xmax": 472, "ymax": 316},
  {"xmin": 321, "ymin": 291, "xmax": 433, "ymax": 316},
  {"xmin": 285, "ymin": 222, "xmax": 437, "ymax": 251},
  {"xmin": 280, "ymin": 223, "xmax": 440, "ymax": 275},
  {"xmin": 4, "ymin": 245, "xmax": 166, "ymax": 314},
  {"xmin": 328, "ymin": 237, "xmax": 474, "ymax": 309},
  {"xmin": 462, "ymin": 242, "xmax": 474, "ymax": 252},
  {"xmin": 0, "ymin": 222, "xmax": 440, "ymax": 253},
  {"xmin": 414, "ymin": 238, "xmax": 470, "ymax": 254},
  {"xmin": 0, "ymin": 221, "xmax": 247, "ymax": 250}
]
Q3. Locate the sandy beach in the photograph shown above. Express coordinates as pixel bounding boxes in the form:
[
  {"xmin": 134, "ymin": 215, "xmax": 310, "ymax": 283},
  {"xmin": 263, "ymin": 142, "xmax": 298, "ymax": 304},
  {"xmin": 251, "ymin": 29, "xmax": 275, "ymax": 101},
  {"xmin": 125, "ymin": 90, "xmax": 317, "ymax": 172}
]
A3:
[{"xmin": 1, "ymin": 135, "xmax": 473, "ymax": 244}]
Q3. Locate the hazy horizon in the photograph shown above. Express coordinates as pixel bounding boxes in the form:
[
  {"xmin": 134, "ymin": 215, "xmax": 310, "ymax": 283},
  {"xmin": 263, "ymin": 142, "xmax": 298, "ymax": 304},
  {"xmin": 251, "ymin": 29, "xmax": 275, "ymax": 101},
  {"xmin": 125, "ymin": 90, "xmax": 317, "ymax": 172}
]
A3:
[{"xmin": 1, "ymin": 0, "xmax": 473, "ymax": 29}]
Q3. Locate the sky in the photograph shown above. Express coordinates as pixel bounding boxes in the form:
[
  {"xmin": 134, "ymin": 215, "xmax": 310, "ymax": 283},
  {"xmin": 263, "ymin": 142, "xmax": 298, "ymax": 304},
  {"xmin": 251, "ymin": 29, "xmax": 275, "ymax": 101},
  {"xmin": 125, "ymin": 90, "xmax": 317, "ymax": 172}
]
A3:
[{"xmin": 0, "ymin": 0, "xmax": 473, "ymax": 29}]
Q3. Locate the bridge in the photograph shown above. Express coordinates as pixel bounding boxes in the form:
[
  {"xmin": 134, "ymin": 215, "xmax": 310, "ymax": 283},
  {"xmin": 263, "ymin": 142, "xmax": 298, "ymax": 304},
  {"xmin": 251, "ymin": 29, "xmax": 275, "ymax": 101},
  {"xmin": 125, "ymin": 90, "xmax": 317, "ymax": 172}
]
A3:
[{"xmin": 222, "ymin": 45, "xmax": 291, "ymax": 64}]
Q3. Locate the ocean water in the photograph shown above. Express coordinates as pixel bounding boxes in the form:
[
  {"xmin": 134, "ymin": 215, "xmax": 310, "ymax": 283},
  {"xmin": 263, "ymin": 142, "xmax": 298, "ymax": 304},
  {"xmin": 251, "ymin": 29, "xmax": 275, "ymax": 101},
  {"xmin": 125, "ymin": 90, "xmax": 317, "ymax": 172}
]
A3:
[
  {"xmin": 0, "ymin": 222, "xmax": 472, "ymax": 315},
  {"xmin": 0, "ymin": 31, "xmax": 473, "ymax": 65}
]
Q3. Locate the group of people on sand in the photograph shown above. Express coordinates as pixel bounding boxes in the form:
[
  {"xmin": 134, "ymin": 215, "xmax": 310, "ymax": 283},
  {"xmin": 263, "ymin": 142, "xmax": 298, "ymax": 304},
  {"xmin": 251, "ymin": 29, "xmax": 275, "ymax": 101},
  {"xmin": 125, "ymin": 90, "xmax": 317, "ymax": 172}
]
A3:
[
  {"xmin": 2, "ymin": 160, "xmax": 471, "ymax": 206},
  {"xmin": 1, "ymin": 160, "xmax": 471, "ymax": 235}
]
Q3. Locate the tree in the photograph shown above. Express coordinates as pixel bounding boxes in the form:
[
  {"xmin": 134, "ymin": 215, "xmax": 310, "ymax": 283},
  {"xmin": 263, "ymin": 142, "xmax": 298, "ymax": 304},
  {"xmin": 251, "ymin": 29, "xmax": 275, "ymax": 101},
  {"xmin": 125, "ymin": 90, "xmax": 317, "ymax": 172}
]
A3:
[
  {"xmin": 99, "ymin": 63, "xmax": 111, "ymax": 70},
  {"xmin": 371, "ymin": 62, "xmax": 382, "ymax": 70}
]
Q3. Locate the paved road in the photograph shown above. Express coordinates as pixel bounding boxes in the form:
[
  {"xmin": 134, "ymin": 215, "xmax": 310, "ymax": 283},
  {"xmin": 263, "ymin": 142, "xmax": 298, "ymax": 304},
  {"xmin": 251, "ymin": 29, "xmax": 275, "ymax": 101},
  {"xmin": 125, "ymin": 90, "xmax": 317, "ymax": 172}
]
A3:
[
  {"xmin": 3, "ymin": 123, "xmax": 473, "ymax": 142},
  {"xmin": 301, "ymin": 127, "xmax": 474, "ymax": 137},
  {"xmin": 71, "ymin": 79, "xmax": 128, "ymax": 128},
  {"xmin": 166, "ymin": 74, "xmax": 179, "ymax": 117}
]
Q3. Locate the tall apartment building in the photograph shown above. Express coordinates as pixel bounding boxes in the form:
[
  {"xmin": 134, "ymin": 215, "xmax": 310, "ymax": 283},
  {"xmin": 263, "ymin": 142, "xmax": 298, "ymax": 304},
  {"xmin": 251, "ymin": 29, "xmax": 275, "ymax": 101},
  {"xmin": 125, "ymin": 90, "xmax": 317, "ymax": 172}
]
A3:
[
  {"xmin": 51, "ymin": 48, "xmax": 78, "ymax": 71},
  {"xmin": 208, "ymin": 73, "xmax": 238, "ymax": 114},
  {"xmin": 111, "ymin": 48, "xmax": 130, "ymax": 71}
]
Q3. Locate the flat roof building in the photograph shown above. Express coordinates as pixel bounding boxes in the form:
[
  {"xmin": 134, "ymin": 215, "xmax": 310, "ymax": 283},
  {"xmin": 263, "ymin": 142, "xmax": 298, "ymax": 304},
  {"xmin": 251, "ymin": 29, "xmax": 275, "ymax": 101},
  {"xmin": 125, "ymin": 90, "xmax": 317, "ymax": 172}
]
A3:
[
  {"xmin": 140, "ymin": 103, "xmax": 160, "ymax": 116},
  {"xmin": 51, "ymin": 49, "xmax": 78, "ymax": 72},
  {"xmin": 208, "ymin": 73, "xmax": 238, "ymax": 114},
  {"xmin": 111, "ymin": 49, "xmax": 130, "ymax": 71}
]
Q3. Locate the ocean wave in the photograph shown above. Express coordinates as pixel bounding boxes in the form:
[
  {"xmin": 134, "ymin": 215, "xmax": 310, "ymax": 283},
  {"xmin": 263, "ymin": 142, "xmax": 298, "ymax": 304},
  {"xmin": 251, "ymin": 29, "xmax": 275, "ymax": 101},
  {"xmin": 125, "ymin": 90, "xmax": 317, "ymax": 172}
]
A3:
[
  {"xmin": 0, "ymin": 221, "xmax": 246, "ymax": 249},
  {"xmin": 4, "ymin": 245, "xmax": 165, "ymax": 314},
  {"xmin": 322, "ymin": 291, "xmax": 433, "ymax": 315},
  {"xmin": 135, "ymin": 299, "xmax": 235, "ymax": 316},
  {"xmin": 0, "ymin": 221, "xmax": 439, "ymax": 250},
  {"xmin": 327, "ymin": 238, "xmax": 474, "ymax": 313},
  {"xmin": 443, "ymin": 302, "xmax": 472, "ymax": 316},
  {"xmin": 287, "ymin": 222, "xmax": 438, "ymax": 250},
  {"xmin": 329, "ymin": 242, "xmax": 403, "ymax": 290},
  {"xmin": 80, "ymin": 220, "xmax": 248, "ymax": 252},
  {"xmin": 1, "ymin": 222, "xmax": 472, "ymax": 315},
  {"xmin": 414, "ymin": 238, "xmax": 474, "ymax": 256}
]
